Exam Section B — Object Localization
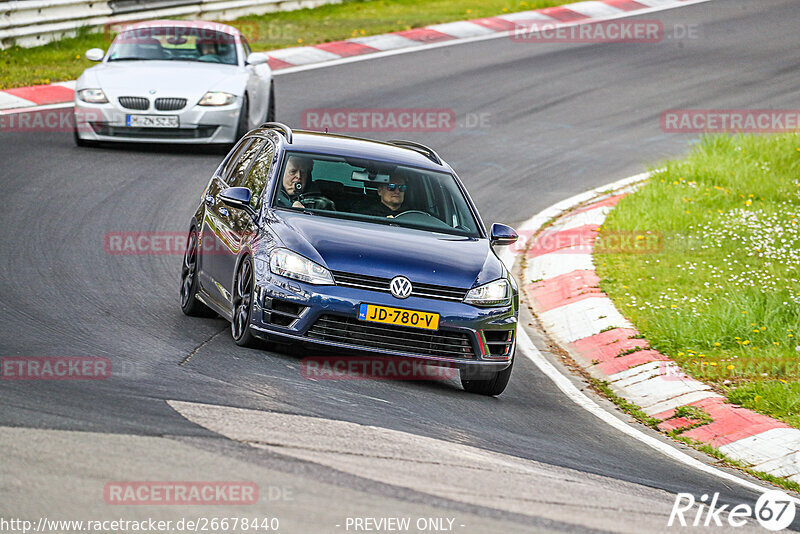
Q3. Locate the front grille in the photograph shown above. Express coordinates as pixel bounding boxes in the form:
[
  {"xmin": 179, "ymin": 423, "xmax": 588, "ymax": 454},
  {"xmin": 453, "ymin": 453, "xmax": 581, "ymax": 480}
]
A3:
[
  {"xmin": 155, "ymin": 98, "xmax": 187, "ymax": 111},
  {"xmin": 307, "ymin": 314, "xmax": 475, "ymax": 359},
  {"xmin": 90, "ymin": 123, "xmax": 217, "ymax": 139},
  {"xmin": 331, "ymin": 271, "xmax": 468, "ymax": 302},
  {"xmin": 118, "ymin": 97, "xmax": 149, "ymax": 110}
]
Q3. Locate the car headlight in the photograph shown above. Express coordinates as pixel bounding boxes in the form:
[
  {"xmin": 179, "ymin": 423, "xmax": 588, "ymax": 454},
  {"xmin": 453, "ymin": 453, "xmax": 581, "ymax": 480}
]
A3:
[
  {"xmin": 269, "ymin": 249, "xmax": 333, "ymax": 285},
  {"xmin": 464, "ymin": 279, "xmax": 511, "ymax": 307},
  {"xmin": 77, "ymin": 89, "xmax": 108, "ymax": 103},
  {"xmin": 198, "ymin": 92, "xmax": 235, "ymax": 106}
]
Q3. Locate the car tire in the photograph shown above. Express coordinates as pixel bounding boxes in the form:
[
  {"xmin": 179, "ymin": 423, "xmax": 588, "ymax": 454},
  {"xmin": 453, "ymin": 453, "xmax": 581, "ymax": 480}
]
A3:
[
  {"xmin": 180, "ymin": 226, "xmax": 216, "ymax": 317},
  {"xmin": 235, "ymin": 94, "xmax": 250, "ymax": 140},
  {"xmin": 266, "ymin": 80, "xmax": 276, "ymax": 122},
  {"xmin": 231, "ymin": 256, "xmax": 259, "ymax": 348},
  {"xmin": 460, "ymin": 356, "xmax": 514, "ymax": 396}
]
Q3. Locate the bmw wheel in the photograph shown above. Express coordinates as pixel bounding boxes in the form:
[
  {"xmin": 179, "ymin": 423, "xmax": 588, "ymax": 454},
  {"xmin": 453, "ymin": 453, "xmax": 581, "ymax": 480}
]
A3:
[
  {"xmin": 266, "ymin": 80, "xmax": 276, "ymax": 122},
  {"xmin": 235, "ymin": 94, "xmax": 250, "ymax": 140},
  {"xmin": 232, "ymin": 256, "xmax": 258, "ymax": 347},
  {"xmin": 180, "ymin": 226, "xmax": 215, "ymax": 317}
]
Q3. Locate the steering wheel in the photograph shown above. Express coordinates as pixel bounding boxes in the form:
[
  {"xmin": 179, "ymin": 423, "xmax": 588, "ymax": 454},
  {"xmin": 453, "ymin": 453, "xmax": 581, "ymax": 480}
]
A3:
[
  {"xmin": 393, "ymin": 210, "xmax": 433, "ymax": 218},
  {"xmin": 298, "ymin": 193, "xmax": 336, "ymax": 211}
]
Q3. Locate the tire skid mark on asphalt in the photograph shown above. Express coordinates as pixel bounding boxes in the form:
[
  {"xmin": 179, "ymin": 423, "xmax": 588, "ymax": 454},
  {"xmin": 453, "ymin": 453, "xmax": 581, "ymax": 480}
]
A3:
[{"xmin": 166, "ymin": 399, "xmax": 720, "ymax": 533}]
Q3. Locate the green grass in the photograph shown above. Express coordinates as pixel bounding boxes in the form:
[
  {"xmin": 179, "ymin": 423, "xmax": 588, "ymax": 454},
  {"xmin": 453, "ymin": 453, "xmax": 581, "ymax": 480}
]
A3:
[
  {"xmin": 672, "ymin": 405, "xmax": 713, "ymax": 427},
  {"xmin": 588, "ymin": 376, "xmax": 661, "ymax": 429},
  {"xmin": 596, "ymin": 133, "xmax": 800, "ymax": 427},
  {"xmin": 0, "ymin": 0, "xmax": 576, "ymax": 90}
]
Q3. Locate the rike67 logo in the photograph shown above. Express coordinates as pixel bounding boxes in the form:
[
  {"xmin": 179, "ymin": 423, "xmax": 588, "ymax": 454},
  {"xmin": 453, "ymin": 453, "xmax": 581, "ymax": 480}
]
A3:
[{"xmin": 668, "ymin": 490, "xmax": 796, "ymax": 530}]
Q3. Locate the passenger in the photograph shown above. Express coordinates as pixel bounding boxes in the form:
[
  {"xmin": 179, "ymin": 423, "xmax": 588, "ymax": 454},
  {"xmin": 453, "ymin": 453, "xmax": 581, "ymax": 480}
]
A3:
[
  {"xmin": 361, "ymin": 174, "xmax": 409, "ymax": 218},
  {"xmin": 196, "ymin": 39, "xmax": 219, "ymax": 61}
]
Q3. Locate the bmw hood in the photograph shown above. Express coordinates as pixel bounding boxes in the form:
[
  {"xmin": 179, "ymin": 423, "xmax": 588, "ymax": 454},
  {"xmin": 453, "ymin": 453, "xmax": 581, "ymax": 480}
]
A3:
[
  {"xmin": 80, "ymin": 61, "xmax": 245, "ymax": 100},
  {"xmin": 273, "ymin": 212, "xmax": 505, "ymax": 290}
]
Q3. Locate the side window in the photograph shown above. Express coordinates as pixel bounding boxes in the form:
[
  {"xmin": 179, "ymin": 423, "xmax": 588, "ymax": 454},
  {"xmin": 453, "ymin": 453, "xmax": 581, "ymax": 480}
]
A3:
[
  {"xmin": 220, "ymin": 138, "xmax": 252, "ymax": 184},
  {"xmin": 229, "ymin": 139, "xmax": 265, "ymax": 187},
  {"xmin": 241, "ymin": 141, "xmax": 276, "ymax": 210},
  {"xmin": 241, "ymin": 36, "xmax": 252, "ymax": 58}
]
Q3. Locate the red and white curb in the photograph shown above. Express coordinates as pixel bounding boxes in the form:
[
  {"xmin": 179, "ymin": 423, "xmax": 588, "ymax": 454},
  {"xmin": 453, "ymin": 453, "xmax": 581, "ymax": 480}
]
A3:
[
  {"xmin": 0, "ymin": 0, "xmax": 707, "ymax": 112},
  {"xmin": 263, "ymin": 0, "xmax": 686, "ymax": 70},
  {"xmin": 517, "ymin": 172, "xmax": 800, "ymax": 485},
  {"xmin": 0, "ymin": 81, "xmax": 75, "ymax": 111}
]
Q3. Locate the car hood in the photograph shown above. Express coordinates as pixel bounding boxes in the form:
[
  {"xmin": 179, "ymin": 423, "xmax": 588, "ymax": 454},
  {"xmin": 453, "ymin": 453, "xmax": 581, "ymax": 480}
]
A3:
[
  {"xmin": 80, "ymin": 61, "xmax": 245, "ymax": 98},
  {"xmin": 271, "ymin": 212, "xmax": 504, "ymax": 289}
]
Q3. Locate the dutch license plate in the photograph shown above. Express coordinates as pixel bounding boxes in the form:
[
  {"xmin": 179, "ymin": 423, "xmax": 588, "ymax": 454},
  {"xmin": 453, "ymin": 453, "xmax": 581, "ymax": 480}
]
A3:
[
  {"xmin": 358, "ymin": 303, "xmax": 439, "ymax": 331},
  {"xmin": 126, "ymin": 115, "xmax": 179, "ymax": 128}
]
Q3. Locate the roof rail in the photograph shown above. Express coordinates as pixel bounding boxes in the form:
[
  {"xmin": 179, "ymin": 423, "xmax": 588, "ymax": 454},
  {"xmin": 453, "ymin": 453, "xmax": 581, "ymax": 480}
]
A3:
[
  {"xmin": 260, "ymin": 122, "xmax": 293, "ymax": 143},
  {"xmin": 387, "ymin": 140, "xmax": 442, "ymax": 165}
]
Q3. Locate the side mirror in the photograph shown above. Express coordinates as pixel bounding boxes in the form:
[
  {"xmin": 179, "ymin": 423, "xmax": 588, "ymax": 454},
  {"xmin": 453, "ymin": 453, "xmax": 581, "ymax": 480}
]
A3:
[
  {"xmin": 245, "ymin": 52, "xmax": 271, "ymax": 66},
  {"xmin": 85, "ymin": 48, "xmax": 105, "ymax": 62},
  {"xmin": 219, "ymin": 187, "xmax": 256, "ymax": 217},
  {"xmin": 490, "ymin": 223, "xmax": 518, "ymax": 246}
]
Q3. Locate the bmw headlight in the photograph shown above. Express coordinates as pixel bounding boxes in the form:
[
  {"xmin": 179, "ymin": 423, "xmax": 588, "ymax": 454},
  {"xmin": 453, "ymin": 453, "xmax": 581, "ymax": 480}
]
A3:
[
  {"xmin": 269, "ymin": 249, "xmax": 333, "ymax": 285},
  {"xmin": 198, "ymin": 92, "xmax": 235, "ymax": 106},
  {"xmin": 464, "ymin": 279, "xmax": 511, "ymax": 307},
  {"xmin": 77, "ymin": 89, "xmax": 108, "ymax": 103}
]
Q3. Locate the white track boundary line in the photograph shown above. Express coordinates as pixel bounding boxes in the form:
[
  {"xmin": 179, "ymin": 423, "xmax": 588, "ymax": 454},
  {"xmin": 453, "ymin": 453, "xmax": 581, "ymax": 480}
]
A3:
[
  {"xmin": 273, "ymin": 0, "xmax": 713, "ymax": 76},
  {"xmin": 500, "ymin": 172, "xmax": 799, "ymax": 499}
]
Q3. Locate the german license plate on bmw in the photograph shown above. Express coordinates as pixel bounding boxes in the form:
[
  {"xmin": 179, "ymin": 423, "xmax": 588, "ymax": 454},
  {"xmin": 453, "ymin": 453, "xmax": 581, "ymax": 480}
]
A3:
[
  {"xmin": 358, "ymin": 304, "xmax": 439, "ymax": 330},
  {"xmin": 126, "ymin": 115, "xmax": 179, "ymax": 128}
]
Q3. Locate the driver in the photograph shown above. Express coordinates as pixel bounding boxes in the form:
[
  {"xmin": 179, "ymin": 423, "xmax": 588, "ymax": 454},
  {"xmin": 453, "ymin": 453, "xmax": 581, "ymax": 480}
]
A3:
[
  {"xmin": 276, "ymin": 155, "xmax": 335, "ymax": 210},
  {"xmin": 362, "ymin": 174, "xmax": 408, "ymax": 217}
]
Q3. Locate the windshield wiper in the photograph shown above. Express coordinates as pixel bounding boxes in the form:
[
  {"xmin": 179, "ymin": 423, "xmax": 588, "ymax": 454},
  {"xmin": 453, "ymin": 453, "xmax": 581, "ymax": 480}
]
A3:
[{"xmin": 108, "ymin": 57, "xmax": 156, "ymax": 62}]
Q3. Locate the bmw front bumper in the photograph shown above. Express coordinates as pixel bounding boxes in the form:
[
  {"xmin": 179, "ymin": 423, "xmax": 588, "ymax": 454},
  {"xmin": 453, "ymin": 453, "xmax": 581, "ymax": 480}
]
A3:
[{"xmin": 73, "ymin": 98, "xmax": 240, "ymax": 144}]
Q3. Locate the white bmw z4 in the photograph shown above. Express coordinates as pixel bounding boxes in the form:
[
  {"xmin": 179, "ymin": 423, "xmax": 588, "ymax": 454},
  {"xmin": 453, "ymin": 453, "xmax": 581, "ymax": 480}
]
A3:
[{"xmin": 73, "ymin": 20, "xmax": 274, "ymax": 146}]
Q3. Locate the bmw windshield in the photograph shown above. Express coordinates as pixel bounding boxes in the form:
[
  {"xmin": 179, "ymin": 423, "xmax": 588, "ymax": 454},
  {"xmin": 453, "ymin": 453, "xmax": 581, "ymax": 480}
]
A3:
[
  {"xmin": 107, "ymin": 27, "xmax": 239, "ymax": 65},
  {"xmin": 272, "ymin": 152, "xmax": 483, "ymax": 238}
]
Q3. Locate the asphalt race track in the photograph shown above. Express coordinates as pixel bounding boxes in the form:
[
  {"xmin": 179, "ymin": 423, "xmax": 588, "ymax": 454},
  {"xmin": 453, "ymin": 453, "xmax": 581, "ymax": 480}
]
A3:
[{"xmin": 2, "ymin": 1, "xmax": 800, "ymax": 532}]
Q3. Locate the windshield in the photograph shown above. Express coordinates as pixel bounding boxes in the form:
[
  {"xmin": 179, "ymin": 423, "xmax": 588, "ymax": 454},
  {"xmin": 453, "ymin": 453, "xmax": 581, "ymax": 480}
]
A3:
[
  {"xmin": 271, "ymin": 151, "xmax": 482, "ymax": 238},
  {"xmin": 108, "ymin": 27, "xmax": 238, "ymax": 65}
]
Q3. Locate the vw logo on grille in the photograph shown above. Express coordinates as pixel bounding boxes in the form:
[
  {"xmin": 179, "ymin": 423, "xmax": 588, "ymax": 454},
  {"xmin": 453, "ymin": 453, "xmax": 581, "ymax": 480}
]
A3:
[{"xmin": 390, "ymin": 276, "xmax": 413, "ymax": 299}]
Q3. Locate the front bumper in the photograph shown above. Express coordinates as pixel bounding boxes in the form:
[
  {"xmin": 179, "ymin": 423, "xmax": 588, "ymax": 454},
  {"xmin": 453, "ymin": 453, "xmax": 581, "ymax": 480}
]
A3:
[
  {"xmin": 249, "ymin": 273, "xmax": 517, "ymax": 373},
  {"xmin": 73, "ymin": 98, "xmax": 240, "ymax": 144}
]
